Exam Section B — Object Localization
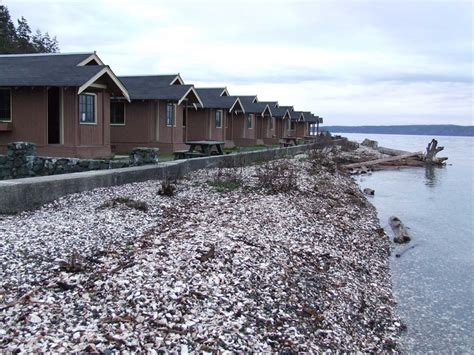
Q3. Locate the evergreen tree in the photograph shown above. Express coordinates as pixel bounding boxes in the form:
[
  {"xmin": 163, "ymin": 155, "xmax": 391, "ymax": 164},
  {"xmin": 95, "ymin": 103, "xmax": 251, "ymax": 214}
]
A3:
[
  {"xmin": 0, "ymin": 5, "xmax": 17, "ymax": 53},
  {"xmin": 0, "ymin": 4, "xmax": 59, "ymax": 54},
  {"xmin": 16, "ymin": 16, "xmax": 34, "ymax": 53}
]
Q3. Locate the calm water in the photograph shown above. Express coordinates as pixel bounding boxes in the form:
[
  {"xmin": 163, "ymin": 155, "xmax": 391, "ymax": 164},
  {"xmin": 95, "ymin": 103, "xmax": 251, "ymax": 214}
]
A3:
[{"xmin": 338, "ymin": 133, "xmax": 474, "ymax": 353}]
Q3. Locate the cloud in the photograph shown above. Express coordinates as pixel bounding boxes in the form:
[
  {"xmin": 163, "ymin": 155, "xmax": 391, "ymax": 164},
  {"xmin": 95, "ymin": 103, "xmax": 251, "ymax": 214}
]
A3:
[{"xmin": 5, "ymin": 0, "xmax": 473, "ymax": 125}]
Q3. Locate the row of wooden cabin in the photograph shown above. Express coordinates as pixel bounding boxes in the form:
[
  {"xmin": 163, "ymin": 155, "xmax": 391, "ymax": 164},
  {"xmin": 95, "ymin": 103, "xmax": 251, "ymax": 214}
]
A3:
[{"xmin": 0, "ymin": 52, "xmax": 322, "ymax": 158}]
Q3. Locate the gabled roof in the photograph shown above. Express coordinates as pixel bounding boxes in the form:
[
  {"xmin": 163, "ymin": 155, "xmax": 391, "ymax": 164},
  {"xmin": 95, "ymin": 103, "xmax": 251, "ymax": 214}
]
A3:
[
  {"xmin": 272, "ymin": 106, "xmax": 291, "ymax": 119},
  {"xmin": 240, "ymin": 96, "xmax": 272, "ymax": 116},
  {"xmin": 195, "ymin": 88, "xmax": 244, "ymax": 112},
  {"xmin": 194, "ymin": 89, "xmax": 243, "ymax": 112},
  {"xmin": 300, "ymin": 111, "xmax": 312, "ymax": 121},
  {"xmin": 259, "ymin": 101, "xmax": 278, "ymax": 108},
  {"xmin": 305, "ymin": 114, "xmax": 318, "ymax": 123},
  {"xmin": 290, "ymin": 110, "xmax": 304, "ymax": 120},
  {"xmin": 119, "ymin": 76, "xmax": 202, "ymax": 105},
  {"xmin": 0, "ymin": 52, "xmax": 130, "ymax": 101},
  {"xmin": 196, "ymin": 87, "xmax": 229, "ymax": 97},
  {"xmin": 120, "ymin": 74, "xmax": 182, "ymax": 88},
  {"xmin": 279, "ymin": 105, "xmax": 294, "ymax": 112}
]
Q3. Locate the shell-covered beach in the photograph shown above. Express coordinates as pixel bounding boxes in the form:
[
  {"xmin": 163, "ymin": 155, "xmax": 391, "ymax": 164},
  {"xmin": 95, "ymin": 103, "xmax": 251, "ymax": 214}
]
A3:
[{"xmin": 0, "ymin": 146, "xmax": 402, "ymax": 352}]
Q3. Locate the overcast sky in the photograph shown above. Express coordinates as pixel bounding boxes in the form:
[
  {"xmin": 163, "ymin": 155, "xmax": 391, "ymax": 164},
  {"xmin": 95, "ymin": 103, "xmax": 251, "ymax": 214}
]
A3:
[{"xmin": 6, "ymin": 0, "xmax": 473, "ymax": 125}]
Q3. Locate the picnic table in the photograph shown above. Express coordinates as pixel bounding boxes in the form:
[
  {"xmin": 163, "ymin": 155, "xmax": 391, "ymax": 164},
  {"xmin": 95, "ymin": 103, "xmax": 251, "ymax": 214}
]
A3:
[
  {"xmin": 279, "ymin": 137, "xmax": 298, "ymax": 147},
  {"xmin": 303, "ymin": 135, "xmax": 318, "ymax": 144},
  {"xmin": 174, "ymin": 140, "xmax": 225, "ymax": 160}
]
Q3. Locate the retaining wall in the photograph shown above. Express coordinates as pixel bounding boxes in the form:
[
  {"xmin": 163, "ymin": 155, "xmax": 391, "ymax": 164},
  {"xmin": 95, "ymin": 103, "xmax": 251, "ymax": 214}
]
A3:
[
  {"xmin": 0, "ymin": 142, "xmax": 159, "ymax": 181},
  {"xmin": 0, "ymin": 143, "xmax": 318, "ymax": 214}
]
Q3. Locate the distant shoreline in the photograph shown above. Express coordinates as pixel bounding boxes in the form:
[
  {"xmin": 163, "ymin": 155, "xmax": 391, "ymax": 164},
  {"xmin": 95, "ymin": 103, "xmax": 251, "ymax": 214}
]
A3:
[{"xmin": 322, "ymin": 125, "xmax": 474, "ymax": 137}]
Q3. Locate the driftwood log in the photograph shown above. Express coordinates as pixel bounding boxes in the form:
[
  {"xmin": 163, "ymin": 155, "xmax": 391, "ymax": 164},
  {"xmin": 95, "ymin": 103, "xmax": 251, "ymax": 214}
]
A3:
[
  {"xmin": 423, "ymin": 139, "xmax": 448, "ymax": 164},
  {"xmin": 343, "ymin": 151, "xmax": 423, "ymax": 170},
  {"xmin": 389, "ymin": 216, "xmax": 411, "ymax": 244},
  {"xmin": 342, "ymin": 139, "xmax": 448, "ymax": 172}
]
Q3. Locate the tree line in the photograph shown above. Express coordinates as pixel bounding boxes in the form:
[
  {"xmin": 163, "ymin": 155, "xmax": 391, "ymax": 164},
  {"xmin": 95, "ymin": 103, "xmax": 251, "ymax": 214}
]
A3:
[{"xmin": 0, "ymin": 4, "xmax": 59, "ymax": 54}]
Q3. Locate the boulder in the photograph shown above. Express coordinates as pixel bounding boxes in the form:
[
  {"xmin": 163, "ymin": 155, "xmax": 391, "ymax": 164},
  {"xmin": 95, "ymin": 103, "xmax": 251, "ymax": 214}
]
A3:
[
  {"xmin": 361, "ymin": 139, "xmax": 378, "ymax": 149},
  {"xmin": 389, "ymin": 216, "xmax": 411, "ymax": 243},
  {"xmin": 363, "ymin": 188, "xmax": 375, "ymax": 196}
]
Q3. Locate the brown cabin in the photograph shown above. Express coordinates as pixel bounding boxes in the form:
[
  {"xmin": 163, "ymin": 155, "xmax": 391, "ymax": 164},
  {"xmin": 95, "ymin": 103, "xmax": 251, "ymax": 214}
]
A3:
[
  {"xmin": 270, "ymin": 105, "xmax": 292, "ymax": 142},
  {"xmin": 110, "ymin": 75, "xmax": 202, "ymax": 153},
  {"xmin": 0, "ymin": 52, "xmax": 130, "ymax": 158},
  {"xmin": 188, "ymin": 88, "xmax": 244, "ymax": 147},
  {"xmin": 233, "ymin": 96, "xmax": 272, "ymax": 146}
]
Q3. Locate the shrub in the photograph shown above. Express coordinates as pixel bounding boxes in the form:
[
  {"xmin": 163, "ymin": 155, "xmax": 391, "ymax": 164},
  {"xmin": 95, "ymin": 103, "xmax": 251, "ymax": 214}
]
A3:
[
  {"xmin": 255, "ymin": 160, "xmax": 299, "ymax": 194},
  {"xmin": 207, "ymin": 162, "xmax": 244, "ymax": 193},
  {"xmin": 307, "ymin": 148, "xmax": 337, "ymax": 174},
  {"xmin": 158, "ymin": 177, "xmax": 177, "ymax": 197}
]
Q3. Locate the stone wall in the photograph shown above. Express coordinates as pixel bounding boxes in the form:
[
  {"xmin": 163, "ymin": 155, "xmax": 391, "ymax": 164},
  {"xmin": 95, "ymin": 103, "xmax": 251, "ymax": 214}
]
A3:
[{"xmin": 0, "ymin": 142, "xmax": 160, "ymax": 181}]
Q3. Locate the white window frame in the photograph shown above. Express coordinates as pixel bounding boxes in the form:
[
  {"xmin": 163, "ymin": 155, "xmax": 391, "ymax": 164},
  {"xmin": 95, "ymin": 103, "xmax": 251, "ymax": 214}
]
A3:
[
  {"xmin": 215, "ymin": 110, "xmax": 223, "ymax": 128},
  {"xmin": 79, "ymin": 93, "xmax": 97, "ymax": 125},
  {"xmin": 166, "ymin": 103, "xmax": 175, "ymax": 127},
  {"xmin": 247, "ymin": 114, "xmax": 254, "ymax": 129},
  {"xmin": 269, "ymin": 117, "xmax": 274, "ymax": 130},
  {"xmin": 0, "ymin": 88, "xmax": 12, "ymax": 123},
  {"xmin": 110, "ymin": 101, "xmax": 126, "ymax": 126}
]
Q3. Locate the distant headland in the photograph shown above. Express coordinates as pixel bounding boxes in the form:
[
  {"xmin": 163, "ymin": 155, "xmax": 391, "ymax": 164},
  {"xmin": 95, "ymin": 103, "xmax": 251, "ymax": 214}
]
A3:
[{"xmin": 323, "ymin": 125, "xmax": 474, "ymax": 137}]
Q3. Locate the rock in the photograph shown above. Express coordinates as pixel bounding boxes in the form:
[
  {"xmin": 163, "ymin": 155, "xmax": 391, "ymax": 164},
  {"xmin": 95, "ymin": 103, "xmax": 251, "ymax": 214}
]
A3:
[
  {"xmin": 361, "ymin": 139, "xmax": 378, "ymax": 149},
  {"xmin": 389, "ymin": 216, "xmax": 411, "ymax": 243},
  {"xmin": 363, "ymin": 188, "xmax": 375, "ymax": 196},
  {"xmin": 29, "ymin": 314, "xmax": 42, "ymax": 323},
  {"xmin": 129, "ymin": 147, "xmax": 160, "ymax": 166}
]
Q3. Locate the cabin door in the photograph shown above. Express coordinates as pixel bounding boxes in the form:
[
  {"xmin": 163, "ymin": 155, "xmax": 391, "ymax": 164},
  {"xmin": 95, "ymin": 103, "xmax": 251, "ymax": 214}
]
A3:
[{"xmin": 47, "ymin": 87, "xmax": 61, "ymax": 144}]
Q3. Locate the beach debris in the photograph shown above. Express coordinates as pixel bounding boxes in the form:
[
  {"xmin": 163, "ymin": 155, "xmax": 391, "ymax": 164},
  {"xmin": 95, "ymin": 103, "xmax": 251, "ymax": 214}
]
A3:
[
  {"xmin": 423, "ymin": 139, "xmax": 448, "ymax": 165},
  {"xmin": 363, "ymin": 188, "xmax": 375, "ymax": 196},
  {"xmin": 0, "ymin": 151, "xmax": 402, "ymax": 352},
  {"xmin": 389, "ymin": 216, "xmax": 411, "ymax": 243},
  {"xmin": 395, "ymin": 244, "xmax": 419, "ymax": 258}
]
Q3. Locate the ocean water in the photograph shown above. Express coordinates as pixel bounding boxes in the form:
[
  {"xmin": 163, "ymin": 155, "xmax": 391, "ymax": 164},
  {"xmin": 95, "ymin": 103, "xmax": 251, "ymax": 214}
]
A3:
[{"xmin": 337, "ymin": 133, "xmax": 474, "ymax": 352}]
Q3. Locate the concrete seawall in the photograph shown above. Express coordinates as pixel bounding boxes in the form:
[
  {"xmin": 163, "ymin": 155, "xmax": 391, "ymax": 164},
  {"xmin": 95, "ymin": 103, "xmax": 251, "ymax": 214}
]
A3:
[{"xmin": 0, "ymin": 144, "xmax": 315, "ymax": 214}]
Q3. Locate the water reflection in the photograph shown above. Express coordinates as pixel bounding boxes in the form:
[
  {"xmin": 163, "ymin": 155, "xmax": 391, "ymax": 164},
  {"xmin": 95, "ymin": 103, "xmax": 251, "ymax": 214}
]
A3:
[{"xmin": 424, "ymin": 165, "xmax": 438, "ymax": 187}]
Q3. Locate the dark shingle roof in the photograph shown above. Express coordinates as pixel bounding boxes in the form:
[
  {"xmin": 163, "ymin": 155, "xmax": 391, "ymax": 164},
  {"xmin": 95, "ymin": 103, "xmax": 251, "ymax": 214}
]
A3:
[
  {"xmin": 196, "ymin": 88, "xmax": 227, "ymax": 97},
  {"xmin": 119, "ymin": 74, "xmax": 179, "ymax": 88},
  {"xmin": 301, "ymin": 111, "xmax": 312, "ymax": 120},
  {"xmin": 259, "ymin": 101, "xmax": 278, "ymax": 108},
  {"xmin": 195, "ymin": 88, "xmax": 239, "ymax": 109},
  {"xmin": 119, "ymin": 76, "xmax": 199, "ymax": 102},
  {"xmin": 290, "ymin": 111, "xmax": 303, "ymax": 120},
  {"xmin": 238, "ymin": 96, "xmax": 271, "ymax": 115},
  {"xmin": 0, "ymin": 53, "xmax": 108, "ymax": 86},
  {"xmin": 306, "ymin": 114, "xmax": 320, "ymax": 123},
  {"xmin": 272, "ymin": 106, "xmax": 290, "ymax": 118}
]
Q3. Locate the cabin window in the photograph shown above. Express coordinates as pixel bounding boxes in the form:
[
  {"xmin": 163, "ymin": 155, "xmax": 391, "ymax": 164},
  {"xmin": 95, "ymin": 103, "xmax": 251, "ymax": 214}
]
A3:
[
  {"xmin": 215, "ymin": 110, "xmax": 223, "ymax": 128},
  {"xmin": 0, "ymin": 89, "xmax": 12, "ymax": 122},
  {"xmin": 269, "ymin": 117, "xmax": 274, "ymax": 130},
  {"xmin": 166, "ymin": 103, "xmax": 175, "ymax": 127},
  {"xmin": 247, "ymin": 114, "xmax": 254, "ymax": 129},
  {"xmin": 290, "ymin": 120, "xmax": 295, "ymax": 130},
  {"xmin": 79, "ymin": 93, "xmax": 96, "ymax": 124},
  {"xmin": 110, "ymin": 101, "xmax": 125, "ymax": 125}
]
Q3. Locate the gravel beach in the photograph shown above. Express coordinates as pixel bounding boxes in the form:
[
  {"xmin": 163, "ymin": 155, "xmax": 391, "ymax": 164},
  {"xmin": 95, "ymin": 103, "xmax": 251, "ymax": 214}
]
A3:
[{"xmin": 0, "ymin": 146, "xmax": 401, "ymax": 352}]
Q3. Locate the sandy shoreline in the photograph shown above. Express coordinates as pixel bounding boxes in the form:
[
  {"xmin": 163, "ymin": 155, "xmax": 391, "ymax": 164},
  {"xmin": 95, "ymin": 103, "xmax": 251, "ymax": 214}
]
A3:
[{"xmin": 0, "ymin": 146, "xmax": 402, "ymax": 352}]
